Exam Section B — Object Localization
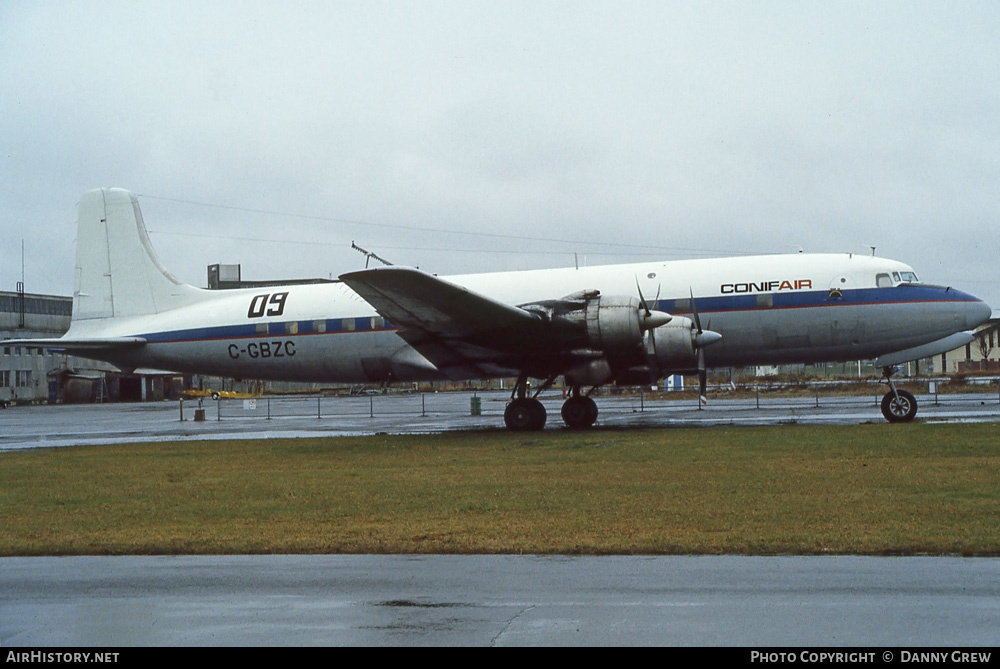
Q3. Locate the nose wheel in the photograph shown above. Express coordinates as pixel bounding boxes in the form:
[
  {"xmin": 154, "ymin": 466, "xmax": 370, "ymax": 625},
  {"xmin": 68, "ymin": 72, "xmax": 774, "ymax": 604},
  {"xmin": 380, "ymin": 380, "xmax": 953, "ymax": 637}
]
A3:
[
  {"xmin": 881, "ymin": 388, "xmax": 917, "ymax": 422},
  {"xmin": 880, "ymin": 366, "xmax": 918, "ymax": 423}
]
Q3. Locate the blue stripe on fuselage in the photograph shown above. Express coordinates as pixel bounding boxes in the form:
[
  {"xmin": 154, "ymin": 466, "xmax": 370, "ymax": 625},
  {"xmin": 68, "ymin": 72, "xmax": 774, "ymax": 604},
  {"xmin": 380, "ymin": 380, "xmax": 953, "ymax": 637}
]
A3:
[
  {"xmin": 131, "ymin": 285, "xmax": 978, "ymax": 345},
  {"xmin": 136, "ymin": 316, "xmax": 396, "ymax": 344},
  {"xmin": 655, "ymin": 284, "xmax": 980, "ymax": 315}
]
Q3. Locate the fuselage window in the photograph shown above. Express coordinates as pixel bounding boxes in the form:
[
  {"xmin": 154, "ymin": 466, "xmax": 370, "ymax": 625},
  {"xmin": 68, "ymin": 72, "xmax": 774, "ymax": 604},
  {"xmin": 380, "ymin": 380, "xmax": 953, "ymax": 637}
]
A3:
[{"xmin": 876, "ymin": 273, "xmax": 892, "ymax": 288}]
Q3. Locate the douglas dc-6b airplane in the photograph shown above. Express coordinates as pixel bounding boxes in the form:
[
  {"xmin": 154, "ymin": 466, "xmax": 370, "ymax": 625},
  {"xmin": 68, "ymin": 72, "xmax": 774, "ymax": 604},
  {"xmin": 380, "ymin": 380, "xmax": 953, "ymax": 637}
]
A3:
[{"xmin": 6, "ymin": 188, "xmax": 992, "ymax": 429}]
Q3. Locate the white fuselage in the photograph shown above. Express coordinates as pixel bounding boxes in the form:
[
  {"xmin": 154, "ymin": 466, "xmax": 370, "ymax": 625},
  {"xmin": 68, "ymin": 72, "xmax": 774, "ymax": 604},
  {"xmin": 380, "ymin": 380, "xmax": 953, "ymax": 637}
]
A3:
[{"xmin": 65, "ymin": 252, "xmax": 990, "ymax": 383}]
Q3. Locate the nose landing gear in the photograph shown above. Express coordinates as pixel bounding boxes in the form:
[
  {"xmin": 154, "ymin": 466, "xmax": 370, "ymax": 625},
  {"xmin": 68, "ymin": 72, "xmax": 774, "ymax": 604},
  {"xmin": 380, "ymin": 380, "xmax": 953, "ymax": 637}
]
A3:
[{"xmin": 880, "ymin": 366, "xmax": 918, "ymax": 423}]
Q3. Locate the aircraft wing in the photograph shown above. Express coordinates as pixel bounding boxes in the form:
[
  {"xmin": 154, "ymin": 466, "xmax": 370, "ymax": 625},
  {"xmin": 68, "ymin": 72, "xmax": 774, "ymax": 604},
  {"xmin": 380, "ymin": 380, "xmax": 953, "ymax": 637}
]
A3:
[{"xmin": 339, "ymin": 267, "xmax": 548, "ymax": 377}]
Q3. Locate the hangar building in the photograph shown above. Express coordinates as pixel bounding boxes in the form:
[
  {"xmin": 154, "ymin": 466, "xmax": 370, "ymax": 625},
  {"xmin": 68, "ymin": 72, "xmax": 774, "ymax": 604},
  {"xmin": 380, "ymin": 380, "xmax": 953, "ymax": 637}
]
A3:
[{"xmin": 0, "ymin": 289, "xmax": 180, "ymax": 404}]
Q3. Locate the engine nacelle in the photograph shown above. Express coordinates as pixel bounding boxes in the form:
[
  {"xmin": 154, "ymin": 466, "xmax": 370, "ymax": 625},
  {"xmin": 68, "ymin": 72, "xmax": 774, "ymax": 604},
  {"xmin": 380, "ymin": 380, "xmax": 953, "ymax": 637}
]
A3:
[
  {"xmin": 523, "ymin": 293, "xmax": 664, "ymax": 355},
  {"xmin": 649, "ymin": 316, "xmax": 699, "ymax": 373},
  {"xmin": 528, "ymin": 294, "xmax": 649, "ymax": 387},
  {"xmin": 520, "ymin": 291, "xmax": 695, "ymax": 385},
  {"xmin": 585, "ymin": 295, "xmax": 646, "ymax": 352}
]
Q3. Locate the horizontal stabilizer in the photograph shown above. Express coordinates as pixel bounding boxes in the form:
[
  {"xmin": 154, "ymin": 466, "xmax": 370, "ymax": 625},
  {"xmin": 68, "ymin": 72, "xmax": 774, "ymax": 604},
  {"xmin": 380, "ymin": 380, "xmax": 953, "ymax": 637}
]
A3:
[{"xmin": 1, "ymin": 337, "xmax": 147, "ymax": 352}]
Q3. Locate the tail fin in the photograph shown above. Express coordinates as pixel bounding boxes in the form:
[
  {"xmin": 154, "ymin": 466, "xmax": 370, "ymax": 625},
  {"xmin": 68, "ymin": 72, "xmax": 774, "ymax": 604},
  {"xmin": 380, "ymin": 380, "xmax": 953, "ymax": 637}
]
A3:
[{"xmin": 73, "ymin": 188, "xmax": 205, "ymax": 320}]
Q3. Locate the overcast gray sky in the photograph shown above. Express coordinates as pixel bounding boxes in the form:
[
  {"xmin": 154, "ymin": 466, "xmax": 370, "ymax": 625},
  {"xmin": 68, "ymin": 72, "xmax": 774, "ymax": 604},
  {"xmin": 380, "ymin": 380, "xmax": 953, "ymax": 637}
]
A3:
[{"xmin": 2, "ymin": 1, "xmax": 998, "ymax": 308}]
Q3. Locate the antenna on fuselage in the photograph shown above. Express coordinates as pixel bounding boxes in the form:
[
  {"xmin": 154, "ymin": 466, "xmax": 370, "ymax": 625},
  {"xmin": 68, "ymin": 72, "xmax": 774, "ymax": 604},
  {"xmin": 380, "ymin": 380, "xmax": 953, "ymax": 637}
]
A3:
[{"xmin": 351, "ymin": 241, "xmax": 393, "ymax": 269}]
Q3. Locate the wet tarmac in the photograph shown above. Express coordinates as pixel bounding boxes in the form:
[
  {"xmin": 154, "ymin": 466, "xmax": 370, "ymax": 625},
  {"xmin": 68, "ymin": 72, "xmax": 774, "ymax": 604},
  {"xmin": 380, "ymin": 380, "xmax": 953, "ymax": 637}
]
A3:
[
  {"xmin": 3, "ymin": 555, "xmax": 999, "ymax": 646},
  {"xmin": 2, "ymin": 389, "xmax": 1000, "ymax": 451}
]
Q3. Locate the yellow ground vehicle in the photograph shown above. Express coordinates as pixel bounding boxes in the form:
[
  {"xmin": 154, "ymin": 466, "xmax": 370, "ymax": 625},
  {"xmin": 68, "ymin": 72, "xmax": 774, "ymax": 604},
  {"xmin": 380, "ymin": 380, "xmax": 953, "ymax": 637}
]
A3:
[{"xmin": 180, "ymin": 389, "xmax": 249, "ymax": 401}]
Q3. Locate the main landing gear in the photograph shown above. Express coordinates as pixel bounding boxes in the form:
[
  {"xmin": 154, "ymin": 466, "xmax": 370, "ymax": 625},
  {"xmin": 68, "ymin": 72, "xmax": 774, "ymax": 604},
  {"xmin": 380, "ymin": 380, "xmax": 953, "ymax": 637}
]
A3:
[
  {"xmin": 503, "ymin": 376, "xmax": 599, "ymax": 431},
  {"xmin": 560, "ymin": 387, "xmax": 598, "ymax": 430},
  {"xmin": 504, "ymin": 398, "xmax": 547, "ymax": 431},
  {"xmin": 504, "ymin": 373, "xmax": 547, "ymax": 431},
  {"xmin": 880, "ymin": 366, "xmax": 918, "ymax": 423}
]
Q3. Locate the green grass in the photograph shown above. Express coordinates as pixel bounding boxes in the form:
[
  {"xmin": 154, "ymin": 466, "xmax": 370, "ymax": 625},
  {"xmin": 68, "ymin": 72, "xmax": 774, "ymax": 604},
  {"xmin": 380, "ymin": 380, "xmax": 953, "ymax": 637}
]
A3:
[{"xmin": 2, "ymin": 423, "xmax": 998, "ymax": 556}]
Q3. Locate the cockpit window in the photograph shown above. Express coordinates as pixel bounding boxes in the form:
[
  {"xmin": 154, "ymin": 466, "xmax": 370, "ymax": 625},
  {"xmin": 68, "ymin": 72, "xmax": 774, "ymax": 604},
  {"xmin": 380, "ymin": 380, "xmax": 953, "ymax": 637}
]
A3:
[{"xmin": 881, "ymin": 271, "xmax": 921, "ymax": 287}]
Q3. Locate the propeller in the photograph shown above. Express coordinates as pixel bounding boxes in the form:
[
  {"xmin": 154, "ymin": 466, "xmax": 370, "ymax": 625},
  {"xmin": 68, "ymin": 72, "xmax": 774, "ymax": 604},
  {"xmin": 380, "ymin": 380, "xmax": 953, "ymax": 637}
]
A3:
[
  {"xmin": 635, "ymin": 278, "xmax": 671, "ymax": 330},
  {"xmin": 689, "ymin": 288, "xmax": 723, "ymax": 404}
]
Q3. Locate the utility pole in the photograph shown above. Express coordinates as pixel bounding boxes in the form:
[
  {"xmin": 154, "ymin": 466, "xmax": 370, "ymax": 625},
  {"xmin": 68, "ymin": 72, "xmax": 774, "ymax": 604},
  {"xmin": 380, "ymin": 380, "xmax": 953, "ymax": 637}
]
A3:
[{"xmin": 17, "ymin": 239, "xmax": 25, "ymax": 328}]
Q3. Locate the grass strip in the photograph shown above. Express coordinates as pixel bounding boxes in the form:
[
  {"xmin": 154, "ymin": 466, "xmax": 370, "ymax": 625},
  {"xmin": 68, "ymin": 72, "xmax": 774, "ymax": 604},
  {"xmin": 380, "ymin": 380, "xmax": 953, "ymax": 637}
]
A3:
[{"xmin": 2, "ymin": 423, "xmax": 998, "ymax": 555}]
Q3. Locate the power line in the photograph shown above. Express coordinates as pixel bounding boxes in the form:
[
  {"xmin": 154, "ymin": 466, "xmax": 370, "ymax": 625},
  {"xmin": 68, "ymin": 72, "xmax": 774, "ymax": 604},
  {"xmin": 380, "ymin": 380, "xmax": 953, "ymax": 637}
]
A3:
[
  {"xmin": 145, "ymin": 229, "xmax": 714, "ymax": 257},
  {"xmin": 136, "ymin": 193, "xmax": 742, "ymax": 256}
]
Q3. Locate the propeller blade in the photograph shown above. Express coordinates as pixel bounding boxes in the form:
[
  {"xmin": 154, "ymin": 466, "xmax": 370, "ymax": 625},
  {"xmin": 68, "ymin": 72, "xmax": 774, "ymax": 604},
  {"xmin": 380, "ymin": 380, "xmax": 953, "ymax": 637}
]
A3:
[
  {"xmin": 636, "ymin": 277, "xmax": 671, "ymax": 330},
  {"xmin": 688, "ymin": 293, "xmax": 715, "ymax": 405},
  {"xmin": 689, "ymin": 288, "xmax": 703, "ymax": 335},
  {"xmin": 688, "ymin": 291, "xmax": 722, "ymax": 347},
  {"xmin": 698, "ymin": 348, "xmax": 708, "ymax": 404},
  {"xmin": 636, "ymin": 278, "xmax": 651, "ymax": 318}
]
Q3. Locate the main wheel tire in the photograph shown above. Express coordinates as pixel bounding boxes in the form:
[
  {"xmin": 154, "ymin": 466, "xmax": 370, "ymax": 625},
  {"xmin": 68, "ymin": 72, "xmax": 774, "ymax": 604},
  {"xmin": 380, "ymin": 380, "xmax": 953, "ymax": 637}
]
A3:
[
  {"xmin": 505, "ymin": 398, "xmax": 546, "ymax": 431},
  {"xmin": 561, "ymin": 396, "xmax": 598, "ymax": 429},
  {"xmin": 528, "ymin": 399, "xmax": 547, "ymax": 431},
  {"xmin": 561, "ymin": 396, "xmax": 590, "ymax": 429},
  {"xmin": 583, "ymin": 396, "xmax": 598, "ymax": 426},
  {"xmin": 881, "ymin": 389, "xmax": 917, "ymax": 423}
]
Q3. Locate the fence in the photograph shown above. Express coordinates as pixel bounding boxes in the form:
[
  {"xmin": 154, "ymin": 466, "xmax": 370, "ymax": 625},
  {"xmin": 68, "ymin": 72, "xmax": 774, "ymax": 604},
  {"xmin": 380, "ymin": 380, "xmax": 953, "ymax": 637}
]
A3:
[{"xmin": 179, "ymin": 380, "xmax": 1000, "ymax": 423}]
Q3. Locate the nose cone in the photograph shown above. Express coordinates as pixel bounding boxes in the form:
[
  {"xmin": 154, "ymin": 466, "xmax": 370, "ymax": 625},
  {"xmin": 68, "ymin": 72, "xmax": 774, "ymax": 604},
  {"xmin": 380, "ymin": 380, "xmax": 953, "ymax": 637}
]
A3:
[
  {"xmin": 967, "ymin": 298, "xmax": 993, "ymax": 330},
  {"xmin": 695, "ymin": 330, "xmax": 723, "ymax": 348},
  {"xmin": 641, "ymin": 310, "xmax": 672, "ymax": 330}
]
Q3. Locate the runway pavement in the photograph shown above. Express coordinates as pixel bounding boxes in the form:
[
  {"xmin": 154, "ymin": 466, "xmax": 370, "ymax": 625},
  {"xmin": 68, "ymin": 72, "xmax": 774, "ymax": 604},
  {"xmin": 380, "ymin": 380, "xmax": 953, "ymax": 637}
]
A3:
[
  {"xmin": 2, "ymin": 389, "xmax": 1000, "ymax": 451},
  {"xmin": 2, "ymin": 555, "xmax": 999, "ymax": 646}
]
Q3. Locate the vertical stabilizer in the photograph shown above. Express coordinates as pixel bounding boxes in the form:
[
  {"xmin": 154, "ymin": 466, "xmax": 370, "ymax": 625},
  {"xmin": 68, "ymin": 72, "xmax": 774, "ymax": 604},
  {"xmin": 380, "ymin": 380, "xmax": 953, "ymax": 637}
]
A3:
[{"xmin": 73, "ymin": 188, "xmax": 205, "ymax": 320}]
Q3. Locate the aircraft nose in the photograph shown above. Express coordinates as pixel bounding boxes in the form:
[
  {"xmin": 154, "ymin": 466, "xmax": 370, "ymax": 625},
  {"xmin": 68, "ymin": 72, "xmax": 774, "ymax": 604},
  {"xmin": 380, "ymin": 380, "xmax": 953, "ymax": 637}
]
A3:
[{"xmin": 967, "ymin": 298, "xmax": 992, "ymax": 329}]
